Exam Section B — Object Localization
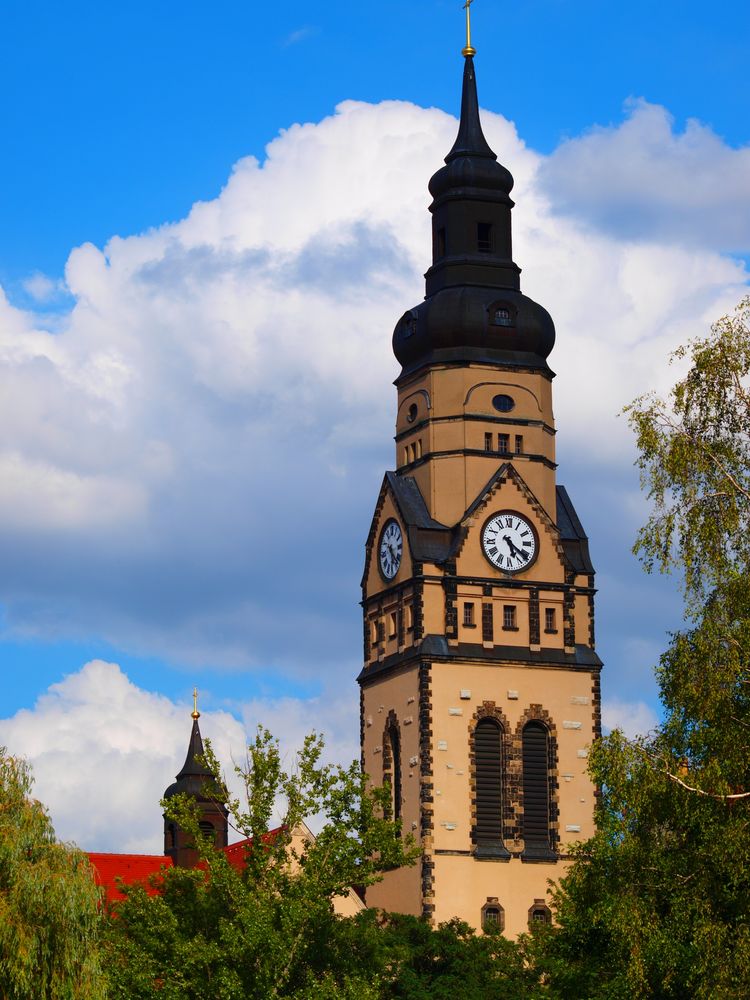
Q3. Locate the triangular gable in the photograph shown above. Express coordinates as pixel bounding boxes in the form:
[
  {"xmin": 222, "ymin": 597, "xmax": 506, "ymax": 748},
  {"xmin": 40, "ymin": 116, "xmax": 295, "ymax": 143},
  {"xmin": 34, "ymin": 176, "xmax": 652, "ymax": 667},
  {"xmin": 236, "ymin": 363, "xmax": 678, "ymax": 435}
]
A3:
[
  {"xmin": 361, "ymin": 472, "xmax": 450, "ymax": 589},
  {"xmin": 455, "ymin": 462, "xmax": 567, "ymax": 570},
  {"xmin": 361, "ymin": 473, "xmax": 396, "ymax": 591}
]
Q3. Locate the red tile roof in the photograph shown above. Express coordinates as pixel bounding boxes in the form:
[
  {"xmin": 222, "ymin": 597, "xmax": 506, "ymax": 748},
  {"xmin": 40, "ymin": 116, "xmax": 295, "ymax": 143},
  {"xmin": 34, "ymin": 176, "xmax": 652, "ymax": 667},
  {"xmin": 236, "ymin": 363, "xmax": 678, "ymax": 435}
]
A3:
[
  {"xmin": 222, "ymin": 837, "xmax": 252, "ymax": 870},
  {"xmin": 88, "ymin": 852, "xmax": 173, "ymax": 905},
  {"xmin": 88, "ymin": 828, "xmax": 284, "ymax": 904}
]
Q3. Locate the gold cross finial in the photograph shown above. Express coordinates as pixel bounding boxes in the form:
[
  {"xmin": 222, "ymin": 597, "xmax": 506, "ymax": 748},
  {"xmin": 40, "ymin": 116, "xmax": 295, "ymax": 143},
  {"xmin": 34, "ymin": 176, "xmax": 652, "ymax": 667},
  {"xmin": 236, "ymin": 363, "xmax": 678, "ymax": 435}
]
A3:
[
  {"xmin": 462, "ymin": 0, "xmax": 476, "ymax": 57},
  {"xmin": 192, "ymin": 687, "xmax": 200, "ymax": 720}
]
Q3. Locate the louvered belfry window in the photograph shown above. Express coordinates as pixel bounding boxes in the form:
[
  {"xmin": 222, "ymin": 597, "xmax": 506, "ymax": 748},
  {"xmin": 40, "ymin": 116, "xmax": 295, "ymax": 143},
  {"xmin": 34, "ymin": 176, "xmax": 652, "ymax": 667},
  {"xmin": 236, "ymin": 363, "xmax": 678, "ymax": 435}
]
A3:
[
  {"xmin": 474, "ymin": 718, "xmax": 504, "ymax": 846},
  {"xmin": 522, "ymin": 721, "xmax": 551, "ymax": 853}
]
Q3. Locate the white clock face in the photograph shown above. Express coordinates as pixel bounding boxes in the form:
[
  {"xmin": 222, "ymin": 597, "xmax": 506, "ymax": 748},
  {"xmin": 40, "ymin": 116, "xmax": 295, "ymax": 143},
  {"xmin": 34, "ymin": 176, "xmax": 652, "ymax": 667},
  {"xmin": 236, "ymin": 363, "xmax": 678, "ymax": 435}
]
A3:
[
  {"xmin": 379, "ymin": 519, "xmax": 403, "ymax": 580},
  {"xmin": 482, "ymin": 512, "xmax": 537, "ymax": 573}
]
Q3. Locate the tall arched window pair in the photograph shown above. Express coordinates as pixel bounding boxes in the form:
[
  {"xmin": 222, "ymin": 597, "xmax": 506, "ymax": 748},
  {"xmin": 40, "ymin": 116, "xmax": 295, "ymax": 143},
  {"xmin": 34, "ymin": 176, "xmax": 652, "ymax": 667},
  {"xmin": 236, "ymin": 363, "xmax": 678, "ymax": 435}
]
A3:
[{"xmin": 473, "ymin": 716, "xmax": 555, "ymax": 860}]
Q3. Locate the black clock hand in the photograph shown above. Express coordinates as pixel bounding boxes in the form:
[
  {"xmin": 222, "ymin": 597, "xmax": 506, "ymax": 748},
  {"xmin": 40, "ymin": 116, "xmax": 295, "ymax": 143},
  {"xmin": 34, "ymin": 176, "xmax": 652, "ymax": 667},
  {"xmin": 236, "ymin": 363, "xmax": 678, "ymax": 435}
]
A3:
[
  {"xmin": 503, "ymin": 534, "xmax": 520, "ymax": 557},
  {"xmin": 503, "ymin": 535, "xmax": 529, "ymax": 562}
]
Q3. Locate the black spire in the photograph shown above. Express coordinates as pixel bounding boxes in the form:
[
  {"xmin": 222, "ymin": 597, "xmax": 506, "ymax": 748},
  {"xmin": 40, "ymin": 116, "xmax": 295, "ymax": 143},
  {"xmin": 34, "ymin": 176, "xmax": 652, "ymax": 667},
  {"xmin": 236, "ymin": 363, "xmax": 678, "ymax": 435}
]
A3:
[
  {"xmin": 166, "ymin": 717, "xmax": 214, "ymax": 797},
  {"xmin": 163, "ymin": 696, "xmax": 229, "ymax": 867},
  {"xmin": 445, "ymin": 55, "xmax": 497, "ymax": 163},
  {"xmin": 392, "ymin": 54, "xmax": 555, "ymax": 380}
]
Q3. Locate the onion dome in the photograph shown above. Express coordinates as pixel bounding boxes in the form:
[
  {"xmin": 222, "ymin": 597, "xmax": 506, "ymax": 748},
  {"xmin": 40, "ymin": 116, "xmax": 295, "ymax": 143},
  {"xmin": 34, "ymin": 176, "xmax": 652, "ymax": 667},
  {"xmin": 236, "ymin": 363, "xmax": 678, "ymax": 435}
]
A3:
[{"xmin": 393, "ymin": 55, "xmax": 555, "ymax": 380}]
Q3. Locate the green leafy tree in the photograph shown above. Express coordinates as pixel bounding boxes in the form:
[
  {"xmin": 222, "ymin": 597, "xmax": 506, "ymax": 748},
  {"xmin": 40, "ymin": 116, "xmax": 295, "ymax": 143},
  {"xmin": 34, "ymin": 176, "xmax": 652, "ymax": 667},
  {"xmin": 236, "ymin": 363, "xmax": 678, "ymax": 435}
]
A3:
[
  {"xmin": 0, "ymin": 748, "xmax": 106, "ymax": 1000},
  {"xmin": 370, "ymin": 913, "xmax": 537, "ymax": 999},
  {"xmin": 535, "ymin": 298, "xmax": 750, "ymax": 998},
  {"xmin": 104, "ymin": 727, "xmax": 418, "ymax": 999}
]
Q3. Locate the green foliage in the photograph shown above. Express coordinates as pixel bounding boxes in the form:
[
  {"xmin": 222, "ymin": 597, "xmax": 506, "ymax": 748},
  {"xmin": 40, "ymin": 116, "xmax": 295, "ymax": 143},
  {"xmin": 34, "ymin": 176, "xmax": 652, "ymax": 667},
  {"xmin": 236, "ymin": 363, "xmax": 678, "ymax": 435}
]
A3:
[
  {"xmin": 536, "ymin": 298, "xmax": 750, "ymax": 998},
  {"xmin": 370, "ymin": 913, "xmax": 537, "ymax": 999},
  {"xmin": 0, "ymin": 748, "xmax": 106, "ymax": 1000},
  {"xmin": 534, "ymin": 728, "xmax": 750, "ymax": 998},
  {"xmin": 104, "ymin": 726, "xmax": 542, "ymax": 998},
  {"xmin": 104, "ymin": 727, "xmax": 419, "ymax": 999},
  {"xmin": 626, "ymin": 296, "xmax": 750, "ymax": 605}
]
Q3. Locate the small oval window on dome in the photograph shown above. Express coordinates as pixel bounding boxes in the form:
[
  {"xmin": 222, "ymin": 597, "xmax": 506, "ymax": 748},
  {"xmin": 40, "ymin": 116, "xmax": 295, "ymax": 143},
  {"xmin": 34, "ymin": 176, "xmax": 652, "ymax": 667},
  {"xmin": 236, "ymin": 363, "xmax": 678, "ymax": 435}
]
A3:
[
  {"xmin": 404, "ymin": 312, "xmax": 417, "ymax": 338},
  {"xmin": 492, "ymin": 394, "xmax": 515, "ymax": 413},
  {"xmin": 493, "ymin": 307, "xmax": 513, "ymax": 327},
  {"xmin": 406, "ymin": 403, "xmax": 418, "ymax": 424}
]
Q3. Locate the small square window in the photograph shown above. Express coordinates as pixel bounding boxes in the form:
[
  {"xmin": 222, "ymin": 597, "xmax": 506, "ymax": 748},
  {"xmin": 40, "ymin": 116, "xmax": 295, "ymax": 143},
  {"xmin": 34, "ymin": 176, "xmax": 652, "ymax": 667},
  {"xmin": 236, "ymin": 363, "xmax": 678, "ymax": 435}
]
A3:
[
  {"xmin": 389, "ymin": 613, "xmax": 397, "ymax": 638},
  {"xmin": 515, "ymin": 435, "xmax": 523, "ymax": 455},
  {"xmin": 477, "ymin": 222, "xmax": 493, "ymax": 253},
  {"xmin": 482, "ymin": 904, "xmax": 504, "ymax": 931},
  {"xmin": 529, "ymin": 903, "xmax": 552, "ymax": 927},
  {"xmin": 498, "ymin": 433, "xmax": 510, "ymax": 454},
  {"xmin": 484, "ymin": 432, "xmax": 493, "ymax": 452},
  {"xmin": 503, "ymin": 605, "xmax": 517, "ymax": 631},
  {"xmin": 463, "ymin": 602, "xmax": 475, "ymax": 627},
  {"xmin": 545, "ymin": 608, "xmax": 557, "ymax": 633},
  {"xmin": 493, "ymin": 307, "xmax": 512, "ymax": 327}
]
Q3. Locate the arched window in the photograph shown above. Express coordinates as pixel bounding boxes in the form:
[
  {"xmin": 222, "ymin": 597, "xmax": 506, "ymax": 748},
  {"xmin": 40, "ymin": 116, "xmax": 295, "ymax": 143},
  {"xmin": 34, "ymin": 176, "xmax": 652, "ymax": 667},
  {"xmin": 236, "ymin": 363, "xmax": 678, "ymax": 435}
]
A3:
[
  {"xmin": 383, "ymin": 717, "xmax": 402, "ymax": 824},
  {"xmin": 522, "ymin": 721, "xmax": 554, "ymax": 859},
  {"xmin": 199, "ymin": 820, "xmax": 215, "ymax": 842},
  {"xmin": 472, "ymin": 717, "xmax": 509, "ymax": 858}
]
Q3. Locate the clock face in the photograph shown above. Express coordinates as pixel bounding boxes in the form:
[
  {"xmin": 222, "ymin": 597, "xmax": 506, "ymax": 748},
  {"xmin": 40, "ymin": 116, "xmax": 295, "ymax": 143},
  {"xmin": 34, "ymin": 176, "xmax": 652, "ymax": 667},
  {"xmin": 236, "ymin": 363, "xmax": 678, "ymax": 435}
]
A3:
[
  {"xmin": 482, "ymin": 511, "xmax": 537, "ymax": 574},
  {"xmin": 379, "ymin": 519, "xmax": 403, "ymax": 580}
]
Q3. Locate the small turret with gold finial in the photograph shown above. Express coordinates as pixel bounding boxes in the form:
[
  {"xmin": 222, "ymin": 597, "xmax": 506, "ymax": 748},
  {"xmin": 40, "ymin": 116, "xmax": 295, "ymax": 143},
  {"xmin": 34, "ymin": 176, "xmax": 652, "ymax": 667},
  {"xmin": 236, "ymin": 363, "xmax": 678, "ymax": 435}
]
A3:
[{"xmin": 191, "ymin": 686, "xmax": 200, "ymax": 720}]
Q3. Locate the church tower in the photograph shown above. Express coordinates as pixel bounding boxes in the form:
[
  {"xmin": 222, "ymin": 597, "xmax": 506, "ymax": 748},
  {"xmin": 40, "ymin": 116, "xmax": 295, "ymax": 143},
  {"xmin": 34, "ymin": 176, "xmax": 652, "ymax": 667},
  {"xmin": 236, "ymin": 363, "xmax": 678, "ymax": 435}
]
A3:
[
  {"xmin": 163, "ymin": 694, "xmax": 229, "ymax": 868},
  {"xmin": 359, "ymin": 39, "xmax": 601, "ymax": 937}
]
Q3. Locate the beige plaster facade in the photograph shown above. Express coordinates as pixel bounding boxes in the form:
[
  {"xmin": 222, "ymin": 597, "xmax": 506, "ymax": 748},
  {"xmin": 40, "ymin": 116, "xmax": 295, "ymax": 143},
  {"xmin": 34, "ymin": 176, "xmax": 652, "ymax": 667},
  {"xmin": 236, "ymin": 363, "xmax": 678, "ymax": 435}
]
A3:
[{"xmin": 359, "ymin": 359, "xmax": 601, "ymax": 934}]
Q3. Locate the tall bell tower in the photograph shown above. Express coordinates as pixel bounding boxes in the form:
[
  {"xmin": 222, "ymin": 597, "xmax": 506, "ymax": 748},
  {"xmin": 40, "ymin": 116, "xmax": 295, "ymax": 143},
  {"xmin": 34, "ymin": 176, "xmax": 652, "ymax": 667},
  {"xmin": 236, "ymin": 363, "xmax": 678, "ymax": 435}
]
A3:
[{"xmin": 359, "ymin": 38, "xmax": 601, "ymax": 937}]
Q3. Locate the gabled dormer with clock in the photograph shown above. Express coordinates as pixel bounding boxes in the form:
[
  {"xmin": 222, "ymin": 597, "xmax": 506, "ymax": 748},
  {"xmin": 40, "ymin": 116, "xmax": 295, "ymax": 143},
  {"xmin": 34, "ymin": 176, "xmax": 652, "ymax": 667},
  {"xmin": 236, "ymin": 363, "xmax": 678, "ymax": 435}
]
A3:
[{"xmin": 358, "ymin": 43, "xmax": 602, "ymax": 938}]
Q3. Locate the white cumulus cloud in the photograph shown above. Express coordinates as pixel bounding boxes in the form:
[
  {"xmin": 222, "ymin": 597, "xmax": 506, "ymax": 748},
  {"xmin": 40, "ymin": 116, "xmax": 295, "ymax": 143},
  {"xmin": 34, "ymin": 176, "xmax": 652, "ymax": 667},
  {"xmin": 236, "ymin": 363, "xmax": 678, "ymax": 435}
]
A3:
[
  {"xmin": 538, "ymin": 98, "xmax": 750, "ymax": 252},
  {"xmin": 602, "ymin": 698, "xmax": 660, "ymax": 740},
  {"xmin": 0, "ymin": 96, "xmax": 746, "ymax": 709},
  {"xmin": 0, "ymin": 661, "xmax": 361, "ymax": 852},
  {"xmin": 0, "ymin": 661, "xmax": 246, "ymax": 852}
]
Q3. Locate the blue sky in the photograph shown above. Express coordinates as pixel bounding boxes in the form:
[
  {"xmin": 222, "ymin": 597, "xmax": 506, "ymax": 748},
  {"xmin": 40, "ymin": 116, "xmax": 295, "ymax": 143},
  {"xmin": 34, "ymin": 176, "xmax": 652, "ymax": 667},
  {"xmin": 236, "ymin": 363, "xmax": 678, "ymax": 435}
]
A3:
[
  {"xmin": 3, "ymin": 0, "xmax": 750, "ymax": 289},
  {"xmin": 0, "ymin": 0, "xmax": 749, "ymax": 850}
]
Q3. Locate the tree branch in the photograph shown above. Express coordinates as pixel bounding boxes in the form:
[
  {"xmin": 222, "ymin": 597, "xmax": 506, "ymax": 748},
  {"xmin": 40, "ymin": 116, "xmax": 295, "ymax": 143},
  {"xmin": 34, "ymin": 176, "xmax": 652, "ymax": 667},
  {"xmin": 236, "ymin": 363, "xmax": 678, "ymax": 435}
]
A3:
[{"xmin": 663, "ymin": 769, "xmax": 750, "ymax": 800}]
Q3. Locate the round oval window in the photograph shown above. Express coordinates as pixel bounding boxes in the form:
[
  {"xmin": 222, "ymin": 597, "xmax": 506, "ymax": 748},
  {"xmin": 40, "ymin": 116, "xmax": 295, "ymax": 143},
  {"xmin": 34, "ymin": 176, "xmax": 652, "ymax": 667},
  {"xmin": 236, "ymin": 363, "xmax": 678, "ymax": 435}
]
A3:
[{"xmin": 492, "ymin": 394, "xmax": 515, "ymax": 413}]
